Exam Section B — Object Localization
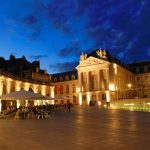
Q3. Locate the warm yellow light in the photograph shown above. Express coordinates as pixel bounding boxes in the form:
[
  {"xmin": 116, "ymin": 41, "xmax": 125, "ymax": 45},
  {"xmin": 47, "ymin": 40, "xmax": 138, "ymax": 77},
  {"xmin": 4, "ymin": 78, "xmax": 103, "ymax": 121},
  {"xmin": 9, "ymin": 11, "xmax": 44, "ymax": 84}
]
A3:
[
  {"xmin": 33, "ymin": 84, "xmax": 38, "ymax": 93},
  {"xmin": 98, "ymin": 101, "xmax": 101, "ymax": 106},
  {"xmin": 113, "ymin": 63, "xmax": 117, "ymax": 74},
  {"xmin": 34, "ymin": 102, "xmax": 37, "ymax": 106},
  {"xmin": 10, "ymin": 101, "xmax": 13, "ymax": 106},
  {"xmin": 0, "ymin": 100, "xmax": 1, "ymax": 112},
  {"xmin": 146, "ymin": 103, "xmax": 150, "ymax": 105},
  {"xmin": 41, "ymin": 85, "xmax": 46, "ymax": 96},
  {"xmin": 51, "ymin": 87, "xmax": 54, "ymax": 97},
  {"xmin": 25, "ymin": 100, "xmax": 28, "ymax": 107},
  {"xmin": 87, "ymin": 92, "xmax": 91, "ymax": 105},
  {"xmin": 106, "ymin": 91, "xmax": 110, "ymax": 102},
  {"xmin": 109, "ymin": 84, "xmax": 115, "ymax": 91},
  {"xmin": 103, "ymin": 104, "xmax": 107, "ymax": 108},
  {"xmin": 43, "ymin": 100, "xmax": 46, "ymax": 105},
  {"xmin": 6, "ymin": 80, "xmax": 11, "ymax": 94},
  {"xmin": 81, "ymin": 86, "xmax": 83, "ymax": 91},
  {"xmin": 79, "ymin": 93, "xmax": 82, "ymax": 105},
  {"xmin": 0, "ymin": 84, "xmax": 3, "ymax": 95},
  {"xmin": 24, "ymin": 83, "xmax": 30, "ymax": 91},
  {"xmin": 124, "ymin": 103, "xmax": 134, "ymax": 106},
  {"xmin": 127, "ymin": 83, "xmax": 132, "ymax": 88},
  {"xmin": 37, "ymin": 100, "xmax": 40, "ymax": 106},
  {"xmin": 0, "ymin": 76, "xmax": 4, "ymax": 80},
  {"xmin": 51, "ymin": 100, "xmax": 55, "ymax": 105},
  {"xmin": 15, "ymin": 81, "xmax": 21, "ymax": 91},
  {"xmin": 77, "ymin": 87, "xmax": 80, "ymax": 93},
  {"xmin": 17, "ymin": 100, "xmax": 20, "ymax": 108}
]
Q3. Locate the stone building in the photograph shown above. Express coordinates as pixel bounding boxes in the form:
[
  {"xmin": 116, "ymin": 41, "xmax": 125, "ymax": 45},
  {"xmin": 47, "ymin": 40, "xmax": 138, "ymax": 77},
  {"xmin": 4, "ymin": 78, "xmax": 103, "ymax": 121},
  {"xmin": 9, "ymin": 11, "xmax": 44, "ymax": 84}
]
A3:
[
  {"xmin": 0, "ymin": 56, "xmax": 54, "ymax": 111},
  {"xmin": 1, "ymin": 50, "xmax": 150, "ymax": 109},
  {"xmin": 51, "ymin": 71, "xmax": 78, "ymax": 104},
  {"xmin": 52, "ymin": 49, "xmax": 150, "ymax": 106}
]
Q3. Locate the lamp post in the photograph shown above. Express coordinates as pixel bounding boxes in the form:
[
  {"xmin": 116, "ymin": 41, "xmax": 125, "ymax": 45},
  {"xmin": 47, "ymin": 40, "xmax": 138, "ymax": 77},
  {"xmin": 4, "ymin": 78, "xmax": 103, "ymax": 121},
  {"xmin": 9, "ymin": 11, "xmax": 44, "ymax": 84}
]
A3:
[{"xmin": 127, "ymin": 83, "xmax": 132, "ymax": 99}]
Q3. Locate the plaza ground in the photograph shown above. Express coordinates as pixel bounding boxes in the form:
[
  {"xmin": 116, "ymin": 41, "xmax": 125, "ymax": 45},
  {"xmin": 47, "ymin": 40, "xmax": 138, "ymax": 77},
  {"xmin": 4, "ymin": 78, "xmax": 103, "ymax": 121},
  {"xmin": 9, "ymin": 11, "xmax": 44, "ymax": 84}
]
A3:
[{"xmin": 0, "ymin": 107, "xmax": 150, "ymax": 150}]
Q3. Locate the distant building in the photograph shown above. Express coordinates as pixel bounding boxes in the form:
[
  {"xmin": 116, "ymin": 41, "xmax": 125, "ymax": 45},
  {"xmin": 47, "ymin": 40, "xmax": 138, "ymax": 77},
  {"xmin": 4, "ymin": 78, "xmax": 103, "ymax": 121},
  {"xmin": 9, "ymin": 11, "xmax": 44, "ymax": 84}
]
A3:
[
  {"xmin": 0, "ymin": 54, "xmax": 51, "ymax": 82},
  {"xmin": 51, "ymin": 71, "xmax": 78, "ymax": 104},
  {"xmin": 0, "ymin": 55, "xmax": 54, "ymax": 111}
]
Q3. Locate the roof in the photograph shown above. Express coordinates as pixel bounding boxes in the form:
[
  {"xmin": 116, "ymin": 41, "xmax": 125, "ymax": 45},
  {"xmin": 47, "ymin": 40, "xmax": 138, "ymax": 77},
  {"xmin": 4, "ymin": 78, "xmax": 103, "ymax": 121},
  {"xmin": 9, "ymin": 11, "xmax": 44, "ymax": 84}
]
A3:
[
  {"xmin": 128, "ymin": 61, "xmax": 150, "ymax": 74},
  {"xmin": 88, "ymin": 49, "xmax": 132, "ymax": 72},
  {"xmin": 51, "ymin": 70, "xmax": 78, "ymax": 82}
]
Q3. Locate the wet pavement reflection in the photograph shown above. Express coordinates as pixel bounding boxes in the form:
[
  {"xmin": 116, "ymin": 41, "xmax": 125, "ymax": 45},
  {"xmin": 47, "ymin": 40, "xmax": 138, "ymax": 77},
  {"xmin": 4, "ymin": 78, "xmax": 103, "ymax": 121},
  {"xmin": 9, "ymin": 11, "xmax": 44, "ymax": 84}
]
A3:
[{"xmin": 0, "ymin": 107, "xmax": 150, "ymax": 150}]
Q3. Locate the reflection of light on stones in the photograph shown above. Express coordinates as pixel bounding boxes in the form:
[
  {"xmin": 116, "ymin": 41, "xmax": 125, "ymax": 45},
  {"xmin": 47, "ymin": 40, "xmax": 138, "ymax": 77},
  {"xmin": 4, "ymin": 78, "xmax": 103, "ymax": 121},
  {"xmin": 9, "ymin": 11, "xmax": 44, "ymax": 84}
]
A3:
[
  {"xmin": 76, "ymin": 115, "xmax": 84, "ymax": 124},
  {"xmin": 76, "ymin": 108, "xmax": 84, "ymax": 124}
]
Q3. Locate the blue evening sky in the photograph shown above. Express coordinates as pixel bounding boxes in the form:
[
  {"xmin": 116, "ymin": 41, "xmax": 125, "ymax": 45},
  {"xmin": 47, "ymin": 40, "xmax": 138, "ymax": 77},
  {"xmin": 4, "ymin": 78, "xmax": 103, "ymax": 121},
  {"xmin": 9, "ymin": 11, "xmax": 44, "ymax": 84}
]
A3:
[{"xmin": 0, "ymin": 0, "xmax": 150, "ymax": 73}]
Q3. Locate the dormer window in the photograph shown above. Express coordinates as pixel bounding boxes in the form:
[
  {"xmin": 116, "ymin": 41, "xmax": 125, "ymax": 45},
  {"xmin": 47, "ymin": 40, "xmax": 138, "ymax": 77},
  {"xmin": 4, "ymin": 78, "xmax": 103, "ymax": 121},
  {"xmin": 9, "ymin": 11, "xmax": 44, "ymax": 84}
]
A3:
[
  {"xmin": 54, "ymin": 78, "xmax": 57, "ymax": 82},
  {"xmin": 71, "ymin": 74, "xmax": 75, "ymax": 80},
  {"xmin": 60, "ymin": 77, "xmax": 63, "ymax": 81},
  {"xmin": 65, "ymin": 75, "xmax": 69, "ymax": 81}
]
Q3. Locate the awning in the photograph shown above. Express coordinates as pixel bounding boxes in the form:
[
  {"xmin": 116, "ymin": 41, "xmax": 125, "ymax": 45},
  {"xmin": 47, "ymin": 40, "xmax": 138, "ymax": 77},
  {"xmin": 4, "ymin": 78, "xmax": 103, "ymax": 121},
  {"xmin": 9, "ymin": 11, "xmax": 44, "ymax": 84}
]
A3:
[{"xmin": 0, "ymin": 90, "xmax": 55, "ymax": 101}]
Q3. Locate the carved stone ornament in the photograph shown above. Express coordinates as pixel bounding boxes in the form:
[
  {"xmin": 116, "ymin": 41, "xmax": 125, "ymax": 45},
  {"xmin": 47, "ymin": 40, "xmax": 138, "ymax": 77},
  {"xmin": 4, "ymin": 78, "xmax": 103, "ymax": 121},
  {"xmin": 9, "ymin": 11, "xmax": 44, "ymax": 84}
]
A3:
[
  {"xmin": 80, "ymin": 52, "xmax": 87, "ymax": 61},
  {"xmin": 96, "ymin": 48, "xmax": 107, "ymax": 59}
]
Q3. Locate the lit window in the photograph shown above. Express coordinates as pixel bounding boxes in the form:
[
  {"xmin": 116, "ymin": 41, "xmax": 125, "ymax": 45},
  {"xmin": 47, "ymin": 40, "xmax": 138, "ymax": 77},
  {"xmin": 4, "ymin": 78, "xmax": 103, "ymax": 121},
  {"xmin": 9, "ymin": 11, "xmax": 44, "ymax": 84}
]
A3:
[
  {"xmin": 54, "ymin": 78, "xmax": 57, "ymax": 82},
  {"xmin": 54, "ymin": 86, "xmax": 57, "ymax": 94},
  {"xmin": 72, "ymin": 84, "xmax": 76, "ymax": 93},
  {"xmin": 65, "ymin": 76, "xmax": 69, "ymax": 81},
  {"xmin": 66, "ymin": 85, "xmax": 69, "ymax": 93},
  {"xmin": 71, "ymin": 74, "xmax": 75, "ymax": 80},
  {"xmin": 60, "ymin": 77, "xmax": 63, "ymax": 81},
  {"xmin": 60, "ymin": 86, "xmax": 63, "ymax": 94}
]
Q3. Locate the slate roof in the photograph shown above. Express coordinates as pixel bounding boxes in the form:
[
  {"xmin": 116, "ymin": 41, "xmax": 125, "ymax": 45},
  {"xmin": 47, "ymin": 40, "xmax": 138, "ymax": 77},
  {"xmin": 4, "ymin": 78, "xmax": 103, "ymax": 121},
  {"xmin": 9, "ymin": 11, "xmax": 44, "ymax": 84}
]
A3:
[{"xmin": 51, "ymin": 70, "xmax": 78, "ymax": 82}]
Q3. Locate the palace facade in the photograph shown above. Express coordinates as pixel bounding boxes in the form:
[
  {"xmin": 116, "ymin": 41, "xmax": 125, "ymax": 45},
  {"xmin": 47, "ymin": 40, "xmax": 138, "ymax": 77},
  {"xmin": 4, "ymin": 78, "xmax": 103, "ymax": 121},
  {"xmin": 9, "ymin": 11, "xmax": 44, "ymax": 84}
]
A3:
[
  {"xmin": 0, "ymin": 49, "xmax": 150, "ymax": 110},
  {"xmin": 52, "ymin": 49, "xmax": 150, "ymax": 107}
]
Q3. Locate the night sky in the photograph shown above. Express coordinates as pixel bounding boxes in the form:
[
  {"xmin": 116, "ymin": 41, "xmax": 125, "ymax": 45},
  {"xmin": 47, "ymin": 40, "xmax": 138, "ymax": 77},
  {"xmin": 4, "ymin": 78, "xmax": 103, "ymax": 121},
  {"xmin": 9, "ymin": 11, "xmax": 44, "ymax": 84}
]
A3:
[{"xmin": 0, "ymin": 0, "xmax": 150, "ymax": 73}]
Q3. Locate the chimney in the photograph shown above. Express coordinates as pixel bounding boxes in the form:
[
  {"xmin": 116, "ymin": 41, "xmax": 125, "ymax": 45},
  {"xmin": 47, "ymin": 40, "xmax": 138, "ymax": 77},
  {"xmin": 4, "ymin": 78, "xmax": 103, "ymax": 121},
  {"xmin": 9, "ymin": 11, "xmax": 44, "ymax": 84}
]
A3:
[
  {"xmin": 36, "ymin": 67, "xmax": 39, "ymax": 73},
  {"xmin": 44, "ymin": 69, "xmax": 47, "ymax": 74}
]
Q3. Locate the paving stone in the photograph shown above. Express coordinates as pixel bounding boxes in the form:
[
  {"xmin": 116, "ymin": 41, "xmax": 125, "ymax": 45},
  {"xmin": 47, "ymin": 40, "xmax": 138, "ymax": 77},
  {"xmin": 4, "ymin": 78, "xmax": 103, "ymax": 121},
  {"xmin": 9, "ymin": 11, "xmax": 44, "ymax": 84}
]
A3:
[{"xmin": 0, "ymin": 107, "xmax": 150, "ymax": 150}]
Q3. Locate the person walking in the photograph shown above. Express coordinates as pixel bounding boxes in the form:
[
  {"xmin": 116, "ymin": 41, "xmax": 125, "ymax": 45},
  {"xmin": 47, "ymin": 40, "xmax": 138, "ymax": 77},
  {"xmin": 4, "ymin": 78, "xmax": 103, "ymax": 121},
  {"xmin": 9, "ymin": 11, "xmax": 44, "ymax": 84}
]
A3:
[{"xmin": 67, "ymin": 102, "xmax": 71, "ymax": 112}]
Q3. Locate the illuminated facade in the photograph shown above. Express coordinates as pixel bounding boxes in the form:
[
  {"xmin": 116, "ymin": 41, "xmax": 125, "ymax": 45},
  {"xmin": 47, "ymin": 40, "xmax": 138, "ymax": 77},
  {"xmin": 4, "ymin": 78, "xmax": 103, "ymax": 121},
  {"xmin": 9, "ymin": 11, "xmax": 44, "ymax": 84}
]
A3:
[
  {"xmin": 52, "ymin": 49, "xmax": 150, "ymax": 106},
  {"xmin": 1, "ymin": 50, "xmax": 150, "ymax": 109},
  {"xmin": 0, "ymin": 70, "xmax": 54, "ymax": 111},
  {"xmin": 52, "ymin": 71, "xmax": 78, "ymax": 104}
]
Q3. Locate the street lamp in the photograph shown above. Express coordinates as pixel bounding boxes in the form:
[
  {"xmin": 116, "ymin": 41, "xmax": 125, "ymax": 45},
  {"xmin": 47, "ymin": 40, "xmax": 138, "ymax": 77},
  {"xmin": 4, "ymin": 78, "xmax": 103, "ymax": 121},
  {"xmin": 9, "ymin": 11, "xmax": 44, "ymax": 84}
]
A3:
[
  {"xmin": 127, "ymin": 83, "xmax": 132, "ymax": 99},
  {"xmin": 127, "ymin": 83, "xmax": 132, "ymax": 89}
]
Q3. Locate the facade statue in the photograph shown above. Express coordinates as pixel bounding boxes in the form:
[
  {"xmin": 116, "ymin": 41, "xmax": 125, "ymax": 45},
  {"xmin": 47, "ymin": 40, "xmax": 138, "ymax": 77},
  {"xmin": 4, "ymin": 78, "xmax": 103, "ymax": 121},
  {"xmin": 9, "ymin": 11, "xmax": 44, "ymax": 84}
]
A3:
[
  {"xmin": 80, "ymin": 52, "xmax": 87, "ymax": 61},
  {"xmin": 96, "ymin": 48, "xmax": 107, "ymax": 59}
]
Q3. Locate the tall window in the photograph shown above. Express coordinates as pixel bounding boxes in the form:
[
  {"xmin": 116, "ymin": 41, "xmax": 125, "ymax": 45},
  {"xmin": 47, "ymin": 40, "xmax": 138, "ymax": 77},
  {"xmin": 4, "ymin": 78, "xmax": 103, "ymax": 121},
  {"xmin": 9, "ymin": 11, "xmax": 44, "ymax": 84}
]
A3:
[
  {"xmin": 54, "ymin": 86, "xmax": 57, "ymax": 94},
  {"xmin": 81, "ymin": 72, "xmax": 87, "ymax": 92},
  {"xmin": 71, "ymin": 74, "xmax": 75, "ymax": 80},
  {"xmin": 54, "ymin": 78, "xmax": 57, "ymax": 82},
  {"xmin": 90, "ymin": 71, "xmax": 97, "ymax": 90},
  {"xmin": 60, "ymin": 86, "xmax": 63, "ymax": 94},
  {"xmin": 65, "ymin": 76, "xmax": 69, "ymax": 81},
  {"xmin": 66, "ymin": 85, "xmax": 69, "ymax": 93},
  {"xmin": 60, "ymin": 77, "xmax": 63, "ymax": 82},
  {"xmin": 73, "ymin": 96, "xmax": 76, "ymax": 104},
  {"xmin": 72, "ymin": 84, "xmax": 76, "ymax": 93}
]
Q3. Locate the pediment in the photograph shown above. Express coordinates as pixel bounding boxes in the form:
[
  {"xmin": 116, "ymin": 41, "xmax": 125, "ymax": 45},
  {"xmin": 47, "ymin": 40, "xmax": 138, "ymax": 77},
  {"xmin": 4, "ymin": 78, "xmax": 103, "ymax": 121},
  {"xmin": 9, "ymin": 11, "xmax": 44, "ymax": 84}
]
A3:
[{"xmin": 76, "ymin": 56, "xmax": 109, "ymax": 68}]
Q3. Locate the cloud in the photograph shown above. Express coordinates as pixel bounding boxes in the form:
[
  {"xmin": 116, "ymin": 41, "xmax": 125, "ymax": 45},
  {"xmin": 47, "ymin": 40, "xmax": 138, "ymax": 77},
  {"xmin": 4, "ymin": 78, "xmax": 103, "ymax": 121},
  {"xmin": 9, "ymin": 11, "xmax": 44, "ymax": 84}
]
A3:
[
  {"xmin": 49, "ymin": 61, "xmax": 78, "ymax": 73},
  {"xmin": 2, "ymin": 0, "xmax": 150, "ymax": 63},
  {"xmin": 80, "ymin": 0, "xmax": 150, "ymax": 62},
  {"xmin": 30, "ymin": 54, "xmax": 48, "ymax": 60},
  {"xmin": 22, "ymin": 15, "xmax": 38, "ymax": 26},
  {"xmin": 58, "ymin": 40, "xmax": 81, "ymax": 57},
  {"xmin": 46, "ymin": 0, "xmax": 76, "ymax": 34}
]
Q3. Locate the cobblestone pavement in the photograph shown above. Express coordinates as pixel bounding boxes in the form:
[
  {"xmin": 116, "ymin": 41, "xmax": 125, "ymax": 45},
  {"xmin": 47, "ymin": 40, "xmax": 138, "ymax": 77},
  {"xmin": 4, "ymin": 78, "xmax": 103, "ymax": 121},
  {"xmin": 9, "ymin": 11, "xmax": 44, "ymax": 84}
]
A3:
[{"xmin": 0, "ymin": 107, "xmax": 150, "ymax": 150}]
